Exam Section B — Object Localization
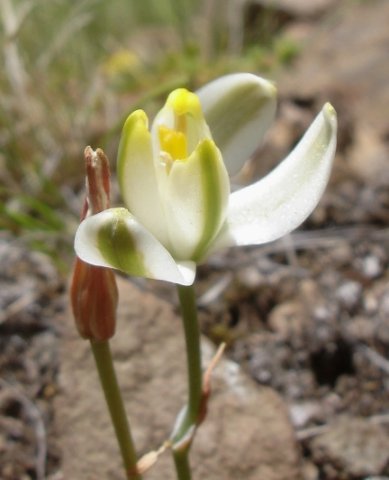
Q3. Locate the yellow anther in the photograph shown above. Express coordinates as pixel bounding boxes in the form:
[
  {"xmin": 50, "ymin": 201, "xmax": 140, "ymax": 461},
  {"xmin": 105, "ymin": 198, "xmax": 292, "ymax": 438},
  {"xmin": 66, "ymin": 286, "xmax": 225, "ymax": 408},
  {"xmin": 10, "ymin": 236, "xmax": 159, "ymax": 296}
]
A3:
[{"xmin": 159, "ymin": 125, "xmax": 188, "ymax": 160}]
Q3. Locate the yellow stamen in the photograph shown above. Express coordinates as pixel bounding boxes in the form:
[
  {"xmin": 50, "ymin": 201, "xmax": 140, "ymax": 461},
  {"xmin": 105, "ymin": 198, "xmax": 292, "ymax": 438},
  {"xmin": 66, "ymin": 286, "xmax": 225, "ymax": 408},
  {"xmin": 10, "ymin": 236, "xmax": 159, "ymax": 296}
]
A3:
[
  {"xmin": 158, "ymin": 89, "xmax": 203, "ymax": 164},
  {"xmin": 159, "ymin": 125, "xmax": 188, "ymax": 160}
]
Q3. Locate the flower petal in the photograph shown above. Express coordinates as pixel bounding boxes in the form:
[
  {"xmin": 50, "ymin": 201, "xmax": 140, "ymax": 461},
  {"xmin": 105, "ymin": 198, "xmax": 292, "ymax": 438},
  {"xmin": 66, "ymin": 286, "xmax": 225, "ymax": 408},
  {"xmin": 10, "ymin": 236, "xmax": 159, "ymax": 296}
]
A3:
[
  {"xmin": 196, "ymin": 73, "xmax": 277, "ymax": 175},
  {"xmin": 211, "ymin": 103, "xmax": 337, "ymax": 251},
  {"xmin": 164, "ymin": 139, "xmax": 230, "ymax": 261},
  {"xmin": 75, "ymin": 208, "xmax": 196, "ymax": 285},
  {"xmin": 117, "ymin": 110, "xmax": 170, "ymax": 246}
]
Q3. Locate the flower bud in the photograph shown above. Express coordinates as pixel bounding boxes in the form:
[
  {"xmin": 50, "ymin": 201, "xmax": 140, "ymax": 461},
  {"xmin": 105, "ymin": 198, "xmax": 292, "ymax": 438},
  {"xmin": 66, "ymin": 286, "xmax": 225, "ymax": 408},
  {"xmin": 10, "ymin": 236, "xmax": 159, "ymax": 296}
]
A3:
[
  {"xmin": 70, "ymin": 258, "xmax": 118, "ymax": 341},
  {"xmin": 70, "ymin": 147, "xmax": 118, "ymax": 341}
]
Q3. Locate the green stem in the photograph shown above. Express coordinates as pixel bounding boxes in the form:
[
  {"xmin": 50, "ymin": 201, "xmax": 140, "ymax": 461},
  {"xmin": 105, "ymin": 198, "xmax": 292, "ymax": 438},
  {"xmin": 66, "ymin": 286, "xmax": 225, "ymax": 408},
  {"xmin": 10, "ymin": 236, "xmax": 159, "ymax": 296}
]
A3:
[
  {"xmin": 173, "ymin": 448, "xmax": 192, "ymax": 480},
  {"xmin": 90, "ymin": 340, "xmax": 141, "ymax": 480},
  {"xmin": 172, "ymin": 285, "xmax": 203, "ymax": 480}
]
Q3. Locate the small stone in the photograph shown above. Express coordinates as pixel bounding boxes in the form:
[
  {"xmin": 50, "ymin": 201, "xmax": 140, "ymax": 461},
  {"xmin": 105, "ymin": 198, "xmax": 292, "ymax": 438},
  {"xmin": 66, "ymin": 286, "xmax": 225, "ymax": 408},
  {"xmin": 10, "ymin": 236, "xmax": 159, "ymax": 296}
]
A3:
[
  {"xmin": 302, "ymin": 461, "xmax": 319, "ymax": 480},
  {"xmin": 344, "ymin": 316, "xmax": 375, "ymax": 343},
  {"xmin": 310, "ymin": 417, "xmax": 389, "ymax": 477},
  {"xmin": 236, "ymin": 266, "xmax": 263, "ymax": 289},
  {"xmin": 364, "ymin": 291, "xmax": 379, "ymax": 315},
  {"xmin": 268, "ymin": 301, "xmax": 307, "ymax": 339},
  {"xmin": 289, "ymin": 402, "xmax": 321, "ymax": 429},
  {"xmin": 361, "ymin": 255, "xmax": 382, "ymax": 279},
  {"xmin": 336, "ymin": 281, "xmax": 362, "ymax": 310}
]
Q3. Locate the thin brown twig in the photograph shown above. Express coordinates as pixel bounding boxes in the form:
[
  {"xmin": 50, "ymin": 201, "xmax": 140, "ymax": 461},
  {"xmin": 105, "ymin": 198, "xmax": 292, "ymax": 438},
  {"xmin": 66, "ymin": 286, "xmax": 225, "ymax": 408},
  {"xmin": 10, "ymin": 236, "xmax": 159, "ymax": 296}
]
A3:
[{"xmin": 203, "ymin": 342, "xmax": 226, "ymax": 393}]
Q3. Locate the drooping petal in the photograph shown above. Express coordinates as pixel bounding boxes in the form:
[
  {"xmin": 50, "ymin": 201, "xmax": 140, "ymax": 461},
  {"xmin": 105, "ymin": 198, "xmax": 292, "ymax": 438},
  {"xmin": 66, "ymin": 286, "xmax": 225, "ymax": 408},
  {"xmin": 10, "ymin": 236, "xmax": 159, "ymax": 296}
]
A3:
[
  {"xmin": 117, "ymin": 110, "xmax": 170, "ymax": 246},
  {"xmin": 75, "ymin": 208, "xmax": 196, "ymax": 286},
  {"xmin": 211, "ymin": 103, "xmax": 337, "ymax": 251},
  {"xmin": 163, "ymin": 139, "xmax": 230, "ymax": 261},
  {"xmin": 196, "ymin": 73, "xmax": 277, "ymax": 175}
]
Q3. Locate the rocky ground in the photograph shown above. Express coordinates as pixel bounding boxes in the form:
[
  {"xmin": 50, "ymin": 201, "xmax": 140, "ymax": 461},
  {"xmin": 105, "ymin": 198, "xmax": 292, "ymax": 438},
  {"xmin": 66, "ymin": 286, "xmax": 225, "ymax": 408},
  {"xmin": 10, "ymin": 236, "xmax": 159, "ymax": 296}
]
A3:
[{"xmin": 0, "ymin": 0, "xmax": 388, "ymax": 479}]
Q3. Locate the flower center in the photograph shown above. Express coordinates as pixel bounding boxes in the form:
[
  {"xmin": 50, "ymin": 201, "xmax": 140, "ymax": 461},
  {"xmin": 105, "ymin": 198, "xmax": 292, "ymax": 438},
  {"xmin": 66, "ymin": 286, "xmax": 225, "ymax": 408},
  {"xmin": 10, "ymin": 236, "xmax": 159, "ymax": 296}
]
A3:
[
  {"xmin": 158, "ymin": 88, "xmax": 203, "ymax": 163},
  {"xmin": 158, "ymin": 125, "xmax": 187, "ymax": 160}
]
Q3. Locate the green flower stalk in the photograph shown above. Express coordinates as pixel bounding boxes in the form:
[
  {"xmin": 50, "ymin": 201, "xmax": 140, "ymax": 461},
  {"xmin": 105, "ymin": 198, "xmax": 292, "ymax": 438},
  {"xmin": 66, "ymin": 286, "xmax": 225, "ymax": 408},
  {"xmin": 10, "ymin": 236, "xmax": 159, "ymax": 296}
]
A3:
[{"xmin": 70, "ymin": 147, "xmax": 141, "ymax": 480}]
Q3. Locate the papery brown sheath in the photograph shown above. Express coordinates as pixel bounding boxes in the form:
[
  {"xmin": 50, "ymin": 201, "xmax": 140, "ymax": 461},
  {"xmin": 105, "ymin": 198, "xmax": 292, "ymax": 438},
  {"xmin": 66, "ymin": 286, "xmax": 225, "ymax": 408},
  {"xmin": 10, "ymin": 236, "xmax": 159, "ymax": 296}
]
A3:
[{"xmin": 70, "ymin": 147, "xmax": 118, "ymax": 341}]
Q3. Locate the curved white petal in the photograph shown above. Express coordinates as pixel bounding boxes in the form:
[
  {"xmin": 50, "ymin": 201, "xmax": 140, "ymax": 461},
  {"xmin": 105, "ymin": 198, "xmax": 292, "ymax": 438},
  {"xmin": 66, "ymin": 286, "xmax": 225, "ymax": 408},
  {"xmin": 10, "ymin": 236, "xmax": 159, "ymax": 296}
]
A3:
[
  {"xmin": 117, "ymin": 110, "xmax": 170, "ymax": 246},
  {"xmin": 196, "ymin": 73, "xmax": 277, "ymax": 175},
  {"xmin": 75, "ymin": 208, "xmax": 196, "ymax": 286},
  {"xmin": 164, "ymin": 139, "xmax": 230, "ymax": 261},
  {"xmin": 211, "ymin": 103, "xmax": 337, "ymax": 251}
]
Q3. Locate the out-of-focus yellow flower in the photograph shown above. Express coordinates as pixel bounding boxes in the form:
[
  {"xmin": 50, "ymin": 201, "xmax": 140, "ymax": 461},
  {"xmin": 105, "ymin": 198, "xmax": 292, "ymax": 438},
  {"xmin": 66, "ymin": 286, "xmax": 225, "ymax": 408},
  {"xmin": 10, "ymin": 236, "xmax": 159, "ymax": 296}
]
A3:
[{"xmin": 103, "ymin": 50, "xmax": 141, "ymax": 79}]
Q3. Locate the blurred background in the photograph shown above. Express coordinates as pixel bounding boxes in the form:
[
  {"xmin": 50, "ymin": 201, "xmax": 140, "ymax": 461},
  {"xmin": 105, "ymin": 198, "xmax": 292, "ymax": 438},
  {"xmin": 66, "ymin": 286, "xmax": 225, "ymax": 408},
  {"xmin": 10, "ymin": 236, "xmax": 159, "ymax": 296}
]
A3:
[
  {"xmin": 0, "ymin": 0, "xmax": 388, "ymax": 479},
  {"xmin": 0, "ymin": 0, "xmax": 309, "ymax": 264}
]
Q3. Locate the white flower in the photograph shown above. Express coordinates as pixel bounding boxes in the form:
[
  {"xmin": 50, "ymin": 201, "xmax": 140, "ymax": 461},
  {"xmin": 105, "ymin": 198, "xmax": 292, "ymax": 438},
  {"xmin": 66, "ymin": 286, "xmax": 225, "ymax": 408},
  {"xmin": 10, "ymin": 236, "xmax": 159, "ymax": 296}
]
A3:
[{"xmin": 75, "ymin": 73, "xmax": 337, "ymax": 286}]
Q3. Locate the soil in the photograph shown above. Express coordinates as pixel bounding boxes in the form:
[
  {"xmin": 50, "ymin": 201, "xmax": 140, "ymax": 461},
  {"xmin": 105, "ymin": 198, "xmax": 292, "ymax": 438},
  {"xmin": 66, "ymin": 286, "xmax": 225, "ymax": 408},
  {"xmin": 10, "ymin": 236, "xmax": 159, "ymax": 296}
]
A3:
[{"xmin": 0, "ymin": 0, "xmax": 388, "ymax": 479}]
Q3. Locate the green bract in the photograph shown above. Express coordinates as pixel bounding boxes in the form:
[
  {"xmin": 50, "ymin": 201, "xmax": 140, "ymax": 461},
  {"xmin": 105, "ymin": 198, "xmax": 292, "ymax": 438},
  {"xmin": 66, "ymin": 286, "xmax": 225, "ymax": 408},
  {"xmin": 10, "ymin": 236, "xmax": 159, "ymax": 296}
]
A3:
[{"xmin": 75, "ymin": 73, "xmax": 337, "ymax": 286}]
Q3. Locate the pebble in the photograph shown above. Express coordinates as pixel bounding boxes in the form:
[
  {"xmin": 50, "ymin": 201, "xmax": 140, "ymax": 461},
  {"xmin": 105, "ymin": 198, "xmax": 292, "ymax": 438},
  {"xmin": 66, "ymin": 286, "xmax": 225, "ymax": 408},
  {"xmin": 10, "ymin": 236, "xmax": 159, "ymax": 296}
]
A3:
[
  {"xmin": 360, "ymin": 255, "xmax": 382, "ymax": 279},
  {"xmin": 310, "ymin": 417, "xmax": 389, "ymax": 477},
  {"xmin": 289, "ymin": 401, "xmax": 321, "ymax": 429},
  {"xmin": 336, "ymin": 281, "xmax": 362, "ymax": 309}
]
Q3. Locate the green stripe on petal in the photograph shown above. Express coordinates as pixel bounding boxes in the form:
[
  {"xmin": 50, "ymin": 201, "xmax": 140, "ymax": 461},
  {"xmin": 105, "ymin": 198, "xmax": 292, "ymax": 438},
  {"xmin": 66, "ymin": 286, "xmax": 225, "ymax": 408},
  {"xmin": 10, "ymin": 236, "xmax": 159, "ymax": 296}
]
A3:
[
  {"xmin": 74, "ymin": 208, "xmax": 196, "ymax": 285},
  {"xmin": 97, "ymin": 210, "xmax": 148, "ymax": 277},
  {"xmin": 197, "ymin": 73, "xmax": 277, "ymax": 175},
  {"xmin": 164, "ymin": 139, "xmax": 230, "ymax": 261},
  {"xmin": 117, "ymin": 110, "xmax": 169, "ymax": 246},
  {"xmin": 192, "ymin": 140, "xmax": 229, "ymax": 261},
  {"xmin": 117, "ymin": 110, "xmax": 150, "ymax": 198}
]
